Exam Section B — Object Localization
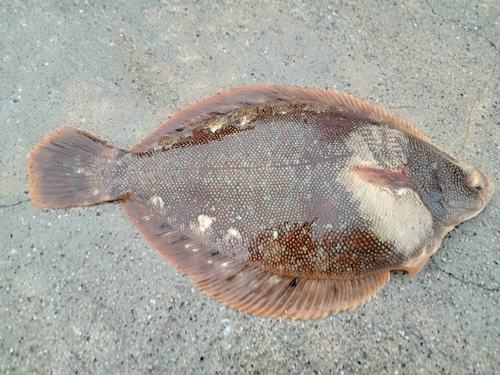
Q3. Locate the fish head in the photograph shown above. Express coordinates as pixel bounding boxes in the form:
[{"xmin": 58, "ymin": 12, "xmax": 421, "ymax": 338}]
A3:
[
  {"xmin": 446, "ymin": 158, "xmax": 495, "ymax": 222},
  {"xmin": 407, "ymin": 141, "xmax": 495, "ymax": 226}
]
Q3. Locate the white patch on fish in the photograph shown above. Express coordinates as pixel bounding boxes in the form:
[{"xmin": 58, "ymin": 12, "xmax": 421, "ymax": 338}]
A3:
[
  {"xmin": 209, "ymin": 120, "xmax": 223, "ymax": 133},
  {"xmin": 198, "ymin": 214, "xmax": 214, "ymax": 233},
  {"xmin": 150, "ymin": 195, "xmax": 164, "ymax": 208},
  {"xmin": 239, "ymin": 115, "xmax": 249, "ymax": 126},
  {"xmin": 225, "ymin": 227, "xmax": 242, "ymax": 243}
]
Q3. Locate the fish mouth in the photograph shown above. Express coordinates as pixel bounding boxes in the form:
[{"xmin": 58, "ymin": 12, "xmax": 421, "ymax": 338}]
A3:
[
  {"xmin": 461, "ymin": 177, "xmax": 495, "ymax": 223},
  {"xmin": 464, "ymin": 164, "xmax": 495, "ymax": 212},
  {"xmin": 479, "ymin": 178, "xmax": 495, "ymax": 208}
]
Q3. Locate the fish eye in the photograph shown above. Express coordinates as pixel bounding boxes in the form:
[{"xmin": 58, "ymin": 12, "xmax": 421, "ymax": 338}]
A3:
[{"xmin": 468, "ymin": 172, "xmax": 485, "ymax": 191}]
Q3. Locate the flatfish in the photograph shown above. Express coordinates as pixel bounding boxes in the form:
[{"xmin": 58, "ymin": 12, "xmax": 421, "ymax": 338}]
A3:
[{"xmin": 28, "ymin": 86, "xmax": 494, "ymax": 318}]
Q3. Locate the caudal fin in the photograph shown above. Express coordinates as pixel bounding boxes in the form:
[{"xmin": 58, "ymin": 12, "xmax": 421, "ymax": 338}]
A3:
[{"xmin": 28, "ymin": 127, "xmax": 127, "ymax": 208}]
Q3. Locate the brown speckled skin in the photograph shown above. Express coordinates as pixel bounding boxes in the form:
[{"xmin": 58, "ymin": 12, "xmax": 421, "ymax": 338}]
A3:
[
  {"xmin": 114, "ymin": 102, "xmax": 424, "ymax": 277},
  {"xmin": 28, "ymin": 86, "xmax": 494, "ymax": 318}
]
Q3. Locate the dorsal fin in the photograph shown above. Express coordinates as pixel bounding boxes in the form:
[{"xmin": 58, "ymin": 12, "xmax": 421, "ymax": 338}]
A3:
[{"xmin": 131, "ymin": 86, "xmax": 438, "ymax": 152}]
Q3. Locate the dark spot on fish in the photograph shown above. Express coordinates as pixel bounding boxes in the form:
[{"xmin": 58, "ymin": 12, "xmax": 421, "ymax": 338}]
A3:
[
  {"xmin": 158, "ymin": 222, "xmax": 168, "ymax": 229},
  {"xmin": 210, "ymin": 251, "xmax": 219, "ymax": 257},
  {"xmin": 171, "ymin": 235, "xmax": 190, "ymax": 244},
  {"xmin": 289, "ymin": 278, "xmax": 299, "ymax": 288},
  {"xmin": 137, "ymin": 151, "xmax": 154, "ymax": 158}
]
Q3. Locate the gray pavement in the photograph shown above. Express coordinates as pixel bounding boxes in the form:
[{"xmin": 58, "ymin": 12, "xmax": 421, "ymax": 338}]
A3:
[{"xmin": 1, "ymin": 1, "xmax": 499, "ymax": 374}]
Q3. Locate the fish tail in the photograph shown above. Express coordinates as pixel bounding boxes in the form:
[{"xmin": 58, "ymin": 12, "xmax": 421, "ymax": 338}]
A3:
[{"xmin": 28, "ymin": 127, "xmax": 128, "ymax": 208}]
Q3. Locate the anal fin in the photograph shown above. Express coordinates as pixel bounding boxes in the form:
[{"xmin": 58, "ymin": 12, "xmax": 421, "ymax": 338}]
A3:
[{"xmin": 121, "ymin": 198, "xmax": 390, "ymax": 319}]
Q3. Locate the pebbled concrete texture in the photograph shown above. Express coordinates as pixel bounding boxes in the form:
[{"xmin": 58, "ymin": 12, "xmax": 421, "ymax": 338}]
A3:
[{"xmin": 1, "ymin": 1, "xmax": 499, "ymax": 374}]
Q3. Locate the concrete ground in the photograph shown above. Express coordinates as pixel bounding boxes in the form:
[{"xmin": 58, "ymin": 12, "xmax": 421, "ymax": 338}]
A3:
[{"xmin": 1, "ymin": 1, "xmax": 499, "ymax": 374}]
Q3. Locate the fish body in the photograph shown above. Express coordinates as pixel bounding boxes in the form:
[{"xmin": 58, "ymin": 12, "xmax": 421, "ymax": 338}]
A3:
[{"xmin": 28, "ymin": 86, "xmax": 494, "ymax": 318}]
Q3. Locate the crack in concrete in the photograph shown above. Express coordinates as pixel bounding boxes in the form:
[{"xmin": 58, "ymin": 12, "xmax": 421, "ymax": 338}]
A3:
[
  {"xmin": 461, "ymin": 59, "xmax": 500, "ymax": 155},
  {"xmin": 0, "ymin": 199, "xmax": 31, "ymax": 208},
  {"xmin": 434, "ymin": 263, "xmax": 499, "ymax": 293},
  {"xmin": 423, "ymin": 0, "xmax": 500, "ymax": 156},
  {"xmin": 425, "ymin": 0, "xmax": 499, "ymax": 55}
]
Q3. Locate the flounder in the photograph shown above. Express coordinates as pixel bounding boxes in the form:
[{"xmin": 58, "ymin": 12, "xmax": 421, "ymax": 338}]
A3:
[{"xmin": 28, "ymin": 86, "xmax": 494, "ymax": 319}]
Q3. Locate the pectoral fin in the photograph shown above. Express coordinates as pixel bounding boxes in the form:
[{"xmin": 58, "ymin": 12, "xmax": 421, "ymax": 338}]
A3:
[{"xmin": 351, "ymin": 166, "xmax": 411, "ymax": 190}]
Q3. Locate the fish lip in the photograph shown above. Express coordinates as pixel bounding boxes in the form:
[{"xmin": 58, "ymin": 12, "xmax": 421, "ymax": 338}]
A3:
[{"xmin": 480, "ymin": 179, "xmax": 495, "ymax": 207}]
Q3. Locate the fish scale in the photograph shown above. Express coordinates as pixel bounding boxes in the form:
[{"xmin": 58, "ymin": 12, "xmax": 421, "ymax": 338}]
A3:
[{"xmin": 28, "ymin": 85, "xmax": 494, "ymax": 319}]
